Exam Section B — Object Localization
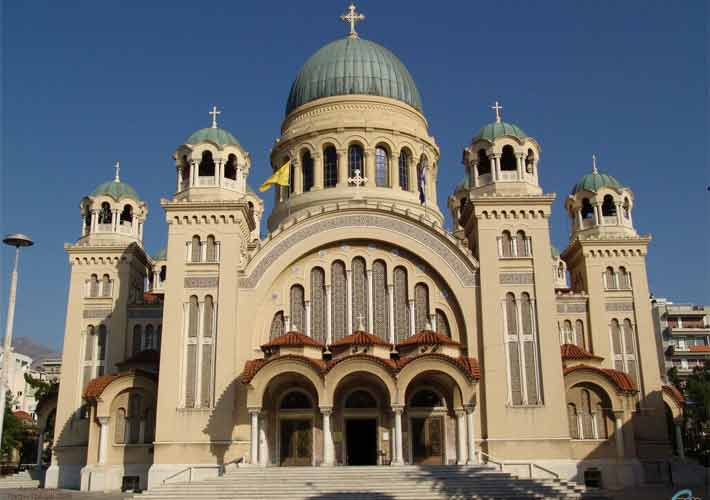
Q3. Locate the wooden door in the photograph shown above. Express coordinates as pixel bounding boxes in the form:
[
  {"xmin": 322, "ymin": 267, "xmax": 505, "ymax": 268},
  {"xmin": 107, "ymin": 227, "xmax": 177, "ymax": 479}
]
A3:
[
  {"xmin": 412, "ymin": 416, "xmax": 443, "ymax": 464},
  {"xmin": 280, "ymin": 419, "xmax": 312, "ymax": 466}
]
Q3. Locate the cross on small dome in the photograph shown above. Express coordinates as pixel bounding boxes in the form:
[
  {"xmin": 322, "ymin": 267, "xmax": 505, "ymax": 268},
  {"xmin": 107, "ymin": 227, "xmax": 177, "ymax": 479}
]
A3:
[
  {"xmin": 341, "ymin": 3, "xmax": 365, "ymax": 38},
  {"xmin": 491, "ymin": 101, "xmax": 503, "ymax": 124},
  {"xmin": 209, "ymin": 105, "xmax": 221, "ymax": 129},
  {"xmin": 114, "ymin": 161, "xmax": 120, "ymax": 182},
  {"xmin": 592, "ymin": 154, "xmax": 599, "ymax": 174}
]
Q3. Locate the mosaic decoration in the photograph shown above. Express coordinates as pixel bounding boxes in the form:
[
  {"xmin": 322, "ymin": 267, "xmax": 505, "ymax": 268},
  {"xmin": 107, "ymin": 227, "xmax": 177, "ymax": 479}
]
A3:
[
  {"xmin": 605, "ymin": 302, "xmax": 634, "ymax": 312},
  {"xmin": 499, "ymin": 272, "xmax": 535, "ymax": 285},
  {"xmin": 83, "ymin": 308, "xmax": 112, "ymax": 319},
  {"xmin": 184, "ymin": 277, "xmax": 219, "ymax": 288},
  {"xmin": 556, "ymin": 303, "xmax": 588, "ymax": 314}
]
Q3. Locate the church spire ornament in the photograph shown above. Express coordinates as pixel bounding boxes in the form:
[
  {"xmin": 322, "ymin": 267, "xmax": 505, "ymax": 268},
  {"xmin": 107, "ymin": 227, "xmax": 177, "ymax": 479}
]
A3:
[
  {"xmin": 114, "ymin": 161, "xmax": 120, "ymax": 182},
  {"xmin": 209, "ymin": 105, "xmax": 221, "ymax": 129},
  {"xmin": 341, "ymin": 3, "xmax": 365, "ymax": 38},
  {"xmin": 592, "ymin": 154, "xmax": 598, "ymax": 174},
  {"xmin": 491, "ymin": 101, "xmax": 503, "ymax": 124}
]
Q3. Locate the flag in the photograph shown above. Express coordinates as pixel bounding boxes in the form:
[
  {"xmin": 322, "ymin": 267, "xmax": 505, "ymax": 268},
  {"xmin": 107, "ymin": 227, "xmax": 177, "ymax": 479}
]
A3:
[
  {"xmin": 417, "ymin": 163, "xmax": 427, "ymax": 204},
  {"xmin": 259, "ymin": 160, "xmax": 291, "ymax": 192}
]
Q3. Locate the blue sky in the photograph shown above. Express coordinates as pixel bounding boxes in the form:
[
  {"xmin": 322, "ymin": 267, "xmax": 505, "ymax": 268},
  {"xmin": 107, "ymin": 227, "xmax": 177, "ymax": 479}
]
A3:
[{"xmin": 2, "ymin": 1, "xmax": 707, "ymax": 351}]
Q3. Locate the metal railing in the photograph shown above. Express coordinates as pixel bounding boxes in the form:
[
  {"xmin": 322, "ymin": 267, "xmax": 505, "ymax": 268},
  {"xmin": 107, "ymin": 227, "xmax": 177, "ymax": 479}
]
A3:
[
  {"xmin": 162, "ymin": 457, "xmax": 243, "ymax": 485},
  {"xmin": 476, "ymin": 450, "xmax": 559, "ymax": 480}
]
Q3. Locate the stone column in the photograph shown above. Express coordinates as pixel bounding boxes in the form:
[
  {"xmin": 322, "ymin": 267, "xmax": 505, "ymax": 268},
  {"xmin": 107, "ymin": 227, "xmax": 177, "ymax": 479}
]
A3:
[
  {"xmin": 367, "ymin": 269, "xmax": 374, "ymax": 332},
  {"xmin": 365, "ymin": 149, "xmax": 375, "ymax": 187},
  {"xmin": 218, "ymin": 159, "xmax": 224, "ymax": 188},
  {"xmin": 138, "ymin": 222, "xmax": 144, "ymax": 241},
  {"xmin": 613, "ymin": 411, "xmax": 624, "ymax": 458},
  {"xmin": 325, "ymin": 285, "xmax": 333, "ymax": 346},
  {"xmin": 191, "ymin": 160, "xmax": 198, "ymax": 186},
  {"xmin": 408, "ymin": 299, "xmax": 416, "ymax": 336},
  {"xmin": 473, "ymin": 162, "xmax": 479, "ymax": 187},
  {"xmin": 90, "ymin": 209, "xmax": 97, "ymax": 233},
  {"xmin": 259, "ymin": 412, "xmax": 269, "ymax": 466},
  {"xmin": 313, "ymin": 152, "xmax": 324, "ymax": 190},
  {"xmin": 177, "ymin": 166, "xmax": 183, "ymax": 192},
  {"xmin": 346, "ymin": 269, "xmax": 353, "ymax": 334},
  {"xmin": 249, "ymin": 408, "xmax": 260, "ymax": 465},
  {"xmin": 455, "ymin": 410, "xmax": 467, "ymax": 465},
  {"xmin": 576, "ymin": 209, "xmax": 583, "ymax": 230},
  {"xmin": 465, "ymin": 405, "xmax": 476, "ymax": 464},
  {"xmin": 491, "ymin": 154, "xmax": 501, "ymax": 181},
  {"xmin": 293, "ymin": 159, "xmax": 302, "ymax": 195},
  {"xmin": 594, "ymin": 204, "xmax": 602, "ymax": 225},
  {"xmin": 387, "ymin": 284, "xmax": 396, "ymax": 346},
  {"xmin": 337, "ymin": 149, "xmax": 347, "ymax": 187},
  {"xmin": 675, "ymin": 423, "xmax": 685, "ymax": 460},
  {"xmin": 305, "ymin": 300, "xmax": 312, "ymax": 337},
  {"xmin": 392, "ymin": 154, "xmax": 400, "ymax": 189},
  {"xmin": 392, "ymin": 406, "xmax": 405, "ymax": 465},
  {"xmin": 321, "ymin": 408, "xmax": 335, "ymax": 466},
  {"xmin": 615, "ymin": 202, "xmax": 623, "ymax": 225},
  {"xmin": 97, "ymin": 417, "xmax": 109, "ymax": 465},
  {"xmin": 408, "ymin": 158, "xmax": 417, "ymax": 193},
  {"xmin": 516, "ymin": 154, "xmax": 524, "ymax": 180},
  {"xmin": 112, "ymin": 209, "xmax": 119, "ymax": 232}
]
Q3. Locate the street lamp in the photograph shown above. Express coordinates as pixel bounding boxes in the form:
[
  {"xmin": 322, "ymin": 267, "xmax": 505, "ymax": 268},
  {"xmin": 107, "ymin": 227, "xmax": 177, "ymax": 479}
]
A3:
[{"xmin": 0, "ymin": 234, "xmax": 34, "ymax": 446}]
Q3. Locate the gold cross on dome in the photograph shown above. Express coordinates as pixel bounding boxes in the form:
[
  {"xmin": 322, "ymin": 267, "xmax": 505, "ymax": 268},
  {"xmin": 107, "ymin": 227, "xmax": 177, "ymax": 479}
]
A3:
[
  {"xmin": 209, "ymin": 105, "xmax": 221, "ymax": 129},
  {"xmin": 341, "ymin": 3, "xmax": 365, "ymax": 38},
  {"xmin": 491, "ymin": 101, "xmax": 503, "ymax": 123}
]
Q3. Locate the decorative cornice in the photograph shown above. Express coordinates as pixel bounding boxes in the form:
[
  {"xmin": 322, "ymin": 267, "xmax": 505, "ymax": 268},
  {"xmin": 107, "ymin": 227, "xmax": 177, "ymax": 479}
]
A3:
[
  {"xmin": 499, "ymin": 272, "xmax": 534, "ymax": 285},
  {"xmin": 606, "ymin": 302, "xmax": 634, "ymax": 312},
  {"xmin": 184, "ymin": 276, "xmax": 219, "ymax": 289}
]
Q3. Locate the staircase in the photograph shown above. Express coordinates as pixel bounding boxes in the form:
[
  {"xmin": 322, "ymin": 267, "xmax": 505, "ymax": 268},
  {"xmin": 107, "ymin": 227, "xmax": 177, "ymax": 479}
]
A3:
[
  {"xmin": 0, "ymin": 469, "xmax": 40, "ymax": 489},
  {"xmin": 135, "ymin": 465, "xmax": 609, "ymax": 500}
]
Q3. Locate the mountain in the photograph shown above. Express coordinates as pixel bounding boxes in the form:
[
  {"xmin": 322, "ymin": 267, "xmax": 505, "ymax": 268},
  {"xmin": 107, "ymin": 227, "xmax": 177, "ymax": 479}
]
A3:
[{"xmin": 12, "ymin": 336, "xmax": 60, "ymax": 361}]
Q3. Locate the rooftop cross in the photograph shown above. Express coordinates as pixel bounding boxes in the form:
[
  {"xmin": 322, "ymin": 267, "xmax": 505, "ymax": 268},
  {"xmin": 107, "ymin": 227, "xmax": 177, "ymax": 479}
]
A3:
[
  {"xmin": 209, "ymin": 105, "xmax": 221, "ymax": 129},
  {"xmin": 348, "ymin": 168, "xmax": 368, "ymax": 188},
  {"xmin": 341, "ymin": 3, "xmax": 365, "ymax": 38},
  {"xmin": 491, "ymin": 101, "xmax": 503, "ymax": 124},
  {"xmin": 114, "ymin": 161, "xmax": 120, "ymax": 182},
  {"xmin": 592, "ymin": 154, "xmax": 598, "ymax": 174}
]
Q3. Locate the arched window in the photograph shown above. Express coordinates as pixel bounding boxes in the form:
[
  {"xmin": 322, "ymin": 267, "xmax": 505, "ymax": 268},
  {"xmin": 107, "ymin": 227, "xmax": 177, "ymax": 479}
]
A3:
[
  {"xmin": 120, "ymin": 204, "xmax": 133, "ymax": 224},
  {"xmin": 128, "ymin": 393, "xmax": 142, "ymax": 444},
  {"xmin": 581, "ymin": 198, "xmax": 594, "ymax": 219},
  {"xmin": 132, "ymin": 325, "xmax": 142, "ymax": 356},
  {"xmin": 410, "ymin": 389, "xmax": 443, "ymax": 408},
  {"xmin": 289, "ymin": 158, "xmax": 296, "ymax": 194},
  {"xmin": 414, "ymin": 283, "xmax": 430, "ymax": 333},
  {"xmin": 622, "ymin": 319, "xmax": 638, "ymax": 386},
  {"xmin": 581, "ymin": 389, "xmax": 594, "ymax": 438},
  {"xmin": 417, "ymin": 156, "xmax": 428, "ymax": 201},
  {"xmin": 557, "ymin": 262, "xmax": 565, "ymax": 280},
  {"xmin": 435, "ymin": 309, "xmax": 451, "ymax": 338},
  {"xmin": 605, "ymin": 267, "xmax": 617, "ymax": 289},
  {"xmin": 602, "ymin": 195, "xmax": 616, "ymax": 217},
  {"xmin": 623, "ymin": 197, "xmax": 630, "ymax": 219},
  {"xmin": 375, "ymin": 146, "xmax": 389, "ymax": 187},
  {"xmin": 270, "ymin": 311, "xmax": 284, "ymax": 339},
  {"xmin": 500, "ymin": 145, "xmax": 517, "ymax": 171},
  {"xmin": 477, "ymin": 149, "xmax": 491, "ymax": 176},
  {"xmin": 618, "ymin": 267, "xmax": 631, "ymax": 289},
  {"xmin": 280, "ymin": 390, "xmax": 312, "ymax": 410},
  {"xmin": 97, "ymin": 325, "xmax": 107, "ymax": 366},
  {"xmin": 505, "ymin": 293, "xmax": 522, "ymax": 405},
  {"xmin": 99, "ymin": 202, "xmax": 112, "ymax": 224},
  {"xmin": 516, "ymin": 230, "xmax": 529, "ymax": 257},
  {"xmin": 575, "ymin": 320, "xmax": 585, "ymax": 349},
  {"xmin": 372, "ymin": 260, "xmax": 388, "ymax": 339},
  {"xmin": 156, "ymin": 325, "xmax": 162, "ymax": 351},
  {"xmin": 115, "ymin": 408, "xmax": 126, "ymax": 444},
  {"xmin": 345, "ymin": 389, "xmax": 377, "ymax": 409},
  {"xmin": 200, "ymin": 295, "xmax": 215, "ymax": 408},
  {"xmin": 348, "ymin": 144, "xmax": 364, "ymax": 182},
  {"xmin": 89, "ymin": 274, "xmax": 99, "ymax": 297},
  {"xmin": 144, "ymin": 325, "xmax": 155, "ymax": 351},
  {"xmin": 205, "ymin": 235, "xmax": 216, "ymax": 262},
  {"xmin": 331, "ymin": 261, "xmax": 347, "ymax": 340},
  {"xmin": 398, "ymin": 149, "xmax": 410, "ymax": 190},
  {"xmin": 525, "ymin": 148, "xmax": 535, "ymax": 174},
  {"xmin": 191, "ymin": 235, "xmax": 202, "ymax": 263},
  {"xmin": 324, "ymin": 146, "xmax": 338, "ymax": 188},
  {"xmin": 198, "ymin": 150, "xmax": 215, "ymax": 177},
  {"xmin": 520, "ymin": 293, "xmax": 540, "ymax": 404},
  {"xmin": 185, "ymin": 296, "xmax": 199, "ymax": 408},
  {"xmin": 567, "ymin": 404, "xmax": 579, "ymax": 439},
  {"xmin": 85, "ymin": 325, "xmax": 95, "ymax": 362},
  {"xmin": 610, "ymin": 319, "xmax": 624, "ymax": 373},
  {"xmin": 224, "ymin": 154, "xmax": 237, "ymax": 181},
  {"xmin": 302, "ymin": 151, "xmax": 314, "ymax": 192},
  {"xmin": 595, "ymin": 402, "xmax": 608, "ymax": 439},
  {"xmin": 290, "ymin": 284, "xmax": 305, "ymax": 333},
  {"xmin": 310, "ymin": 267, "xmax": 326, "ymax": 343},
  {"xmin": 393, "ymin": 266, "xmax": 409, "ymax": 342},
  {"xmin": 351, "ymin": 257, "xmax": 368, "ymax": 330},
  {"xmin": 562, "ymin": 320, "xmax": 573, "ymax": 344},
  {"xmin": 100, "ymin": 274, "xmax": 111, "ymax": 298},
  {"xmin": 159, "ymin": 265, "xmax": 167, "ymax": 282},
  {"xmin": 501, "ymin": 231, "xmax": 513, "ymax": 257}
]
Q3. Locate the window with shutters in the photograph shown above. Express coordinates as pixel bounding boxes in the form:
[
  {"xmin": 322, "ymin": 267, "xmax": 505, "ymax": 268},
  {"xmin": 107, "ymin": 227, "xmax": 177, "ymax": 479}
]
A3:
[
  {"xmin": 504, "ymin": 292, "xmax": 542, "ymax": 406},
  {"xmin": 101, "ymin": 274, "xmax": 112, "ymax": 297},
  {"xmin": 88, "ymin": 274, "xmax": 100, "ymax": 298},
  {"xmin": 414, "ymin": 283, "xmax": 430, "ymax": 332},
  {"xmin": 515, "ymin": 231, "xmax": 530, "ymax": 257},
  {"xmin": 604, "ymin": 267, "xmax": 617, "ymax": 290},
  {"xmin": 610, "ymin": 318, "xmax": 639, "ymax": 388},
  {"xmin": 575, "ymin": 320, "xmax": 586, "ymax": 349},
  {"xmin": 618, "ymin": 267, "xmax": 631, "ymax": 289},
  {"xmin": 182, "ymin": 294, "xmax": 217, "ymax": 408},
  {"xmin": 393, "ymin": 266, "xmax": 409, "ymax": 343},
  {"xmin": 190, "ymin": 236, "xmax": 201, "ymax": 263},
  {"xmin": 499, "ymin": 231, "xmax": 513, "ymax": 258},
  {"xmin": 81, "ymin": 324, "xmax": 107, "ymax": 392},
  {"xmin": 310, "ymin": 268, "xmax": 326, "ymax": 343}
]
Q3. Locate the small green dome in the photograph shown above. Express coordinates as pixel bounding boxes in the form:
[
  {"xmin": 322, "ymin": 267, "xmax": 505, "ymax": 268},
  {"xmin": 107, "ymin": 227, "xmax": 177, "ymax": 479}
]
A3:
[
  {"xmin": 186, "ymin": 127, "xmax": 241, "ymax": 147},
  {"xmin": 286, "ymin": 37, "xmax": 422, "ymax": 115},
  {"xmin": 92, "ymin": 180, "xmax": 140, "ymax": 201},
  {"xmin": 152, "ymin": 248, "xmax": 167, "ymax": 261},
  {"xmin": 571, "ymin": 171, "xmax": 623, "ymax": 195},
  {"xmin": 473, "ymin": 121, "xmax": 527, "ymax": 142}
]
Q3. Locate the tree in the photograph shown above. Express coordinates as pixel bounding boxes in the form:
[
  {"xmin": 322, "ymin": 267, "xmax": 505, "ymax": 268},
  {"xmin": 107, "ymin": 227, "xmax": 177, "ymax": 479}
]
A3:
[
  {"xmin": 1, "ymin": 391, "xmax": 24, "ymax": 461},
  {"xmin": 684, "ymin": 364, "xmax": 710, "ymax": 462},
  {"xmin": 23, "ymin": 373, "xmax": 58, "ymax": 404}
]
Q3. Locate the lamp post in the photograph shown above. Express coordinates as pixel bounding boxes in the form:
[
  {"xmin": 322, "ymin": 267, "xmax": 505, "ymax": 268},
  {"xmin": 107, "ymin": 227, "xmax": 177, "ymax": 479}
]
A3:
[{"xmin": 0, "ymin": 234, "xmax": 34, "ymax": 446}]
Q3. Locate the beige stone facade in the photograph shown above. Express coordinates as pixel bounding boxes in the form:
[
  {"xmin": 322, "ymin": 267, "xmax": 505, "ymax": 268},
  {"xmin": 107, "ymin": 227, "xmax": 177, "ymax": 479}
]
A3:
[{"xmin": 45, "ymin": 12, "xmax": 676, "ymax": 494}]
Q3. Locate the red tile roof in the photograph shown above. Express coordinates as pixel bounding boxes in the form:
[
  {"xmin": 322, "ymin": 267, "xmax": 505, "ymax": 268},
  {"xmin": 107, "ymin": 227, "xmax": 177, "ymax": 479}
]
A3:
[
  {"xmin": 330, "ymin": 331, "xmax": 392, "ymax": 349},
  {"xmin": 395, "ymin": 354, "xmax": 481, "ymax": 381},
  {"xmin": 560, "ymin": 344, "xmax": 603, "ymax": 361},
  {"xmin": 83, "ymin": 373, "xmax": 123, "ymax": 400},
  {"xmin": 325, "ymin": 353, "xmax": 399, "ymax": 375},
  {"xmin": 397, "ymin": 330, "xmax": 460, "ymax": 348},
  {"xmin": 12, "ymin": 410, "xmax": 32, "ymax": 422},
  {"xmin": 689, "ymin": 345, "xmax": 710, "ymax": 353},
  {"xmin": 563, "ymin": 364, "xmax": 637, "ymax": 393},
  {"xmin": 663, "ymin": 384, "xmax": 685, "ymax": 404},
  {"xmin": 238, "ymin": 354, "xmax": 326, "ymax": 384},
  {"xmin": 261, "ymin": 331, "xmax": 324, "ymax": 351}
]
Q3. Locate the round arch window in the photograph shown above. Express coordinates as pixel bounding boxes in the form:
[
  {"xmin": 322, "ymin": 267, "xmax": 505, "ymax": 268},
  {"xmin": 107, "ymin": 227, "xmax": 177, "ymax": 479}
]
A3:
[
  {"xmin": 410, "ymin": 389, "xmax": 443, "ymax": 408},
  {"xmin": 280, "ymin": 391, "xmax": 312, "ymax": 410},
  {"xmin": 345, "ymin": 390, "xmax": 377, "ymax": 409}
]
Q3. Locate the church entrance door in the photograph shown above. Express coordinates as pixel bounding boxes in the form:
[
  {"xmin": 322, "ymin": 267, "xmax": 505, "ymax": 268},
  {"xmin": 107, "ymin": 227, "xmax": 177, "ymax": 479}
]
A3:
[
  {"xmin": 345, "ymin": 418, "xmax": 377, "ymax": 465},
  {"xmin": 279, "ymin": 419, "xmax": 312, "ymax": 466},
  {"xmin": 411, "ymin": 416, "xmax": 444, "ymax": 464}
]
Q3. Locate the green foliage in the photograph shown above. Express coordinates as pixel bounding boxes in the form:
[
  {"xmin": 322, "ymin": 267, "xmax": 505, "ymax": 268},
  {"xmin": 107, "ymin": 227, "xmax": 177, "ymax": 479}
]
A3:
[
  {"xmin": 668, "ymin": 366, "xmax": 681, "ymax": 388},
  {"xmin": 683, "ymin": 364, "xmax": 710, "ymax": 460},
  {"xmin": 1, "ymin": 391, "xmax": 24, "ymax": 460},
  {"xmin": 23, "ymin": 372, "xmax": 58, "ymax": 404}
]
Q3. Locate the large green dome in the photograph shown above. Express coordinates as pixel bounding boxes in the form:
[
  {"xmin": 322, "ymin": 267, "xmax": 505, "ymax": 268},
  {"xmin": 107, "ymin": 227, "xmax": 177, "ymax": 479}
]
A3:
[
  {"xmin": 473, "ymin": 121, "xmax": 527, "ymax": 142},
  {"xmin": 186, "ymin": 127, "xmax": 241, "ymax": 147},
  {"xmin": 92, "ymin": 180, "xmax": 140, "ymax": 201},
  {"xmin": 571, "ymin": 171, "xmax": 623, "ymax": 195},
  {"xmin": 286, "ymin": 37, "xmax": 422, "ymax": 115}
]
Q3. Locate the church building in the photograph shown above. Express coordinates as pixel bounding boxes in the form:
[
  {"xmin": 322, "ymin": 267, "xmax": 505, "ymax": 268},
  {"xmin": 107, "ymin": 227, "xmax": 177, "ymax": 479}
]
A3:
[{"xmin": 45, "ymin": 4, "xmax": 681, "ymax": 493}]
